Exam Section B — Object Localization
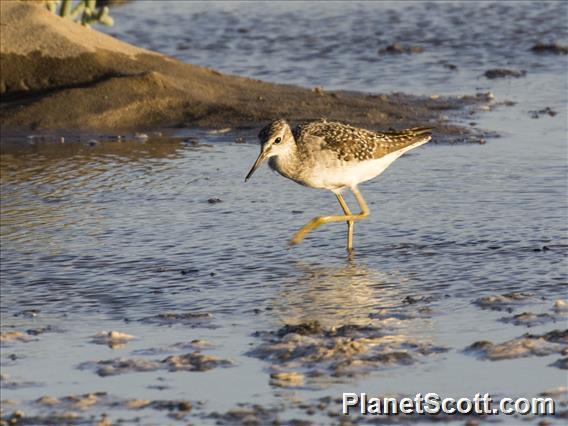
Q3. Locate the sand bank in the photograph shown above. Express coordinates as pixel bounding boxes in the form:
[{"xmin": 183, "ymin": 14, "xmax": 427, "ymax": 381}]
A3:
[{"xmin": 1, "ymin": 2, "xmax": 482, "ymax": 137}]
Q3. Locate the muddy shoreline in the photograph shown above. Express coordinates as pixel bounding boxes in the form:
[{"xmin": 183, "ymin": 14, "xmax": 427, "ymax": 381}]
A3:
[{"xmin": 0, "ymin": 2, "xmax": 487, "ymax": 140}]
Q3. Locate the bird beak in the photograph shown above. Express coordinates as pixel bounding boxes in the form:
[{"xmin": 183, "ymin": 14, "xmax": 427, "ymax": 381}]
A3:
[{"xmin": 245, "ymin": 149, "xmax": 268, "ymax": 182}]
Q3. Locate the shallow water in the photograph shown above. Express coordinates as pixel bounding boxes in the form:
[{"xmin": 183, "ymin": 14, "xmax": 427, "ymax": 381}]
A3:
[{"xmin": 1, "ymin": 1, "xmax": 567, "ymax": 425}]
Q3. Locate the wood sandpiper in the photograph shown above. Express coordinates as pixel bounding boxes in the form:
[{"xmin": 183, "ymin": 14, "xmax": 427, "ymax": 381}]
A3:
[{"xmin": 245, "ymin": 119, "xmax": 432, "ymax": 251}]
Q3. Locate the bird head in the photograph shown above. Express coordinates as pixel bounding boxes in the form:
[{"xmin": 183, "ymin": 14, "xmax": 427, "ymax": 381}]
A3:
[{"xmin": 245, "ymin": 119, "xmax": 294, "ymax": 182}]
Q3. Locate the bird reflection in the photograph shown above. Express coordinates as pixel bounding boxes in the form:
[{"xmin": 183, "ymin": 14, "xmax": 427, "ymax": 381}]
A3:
[{"xmin": 272, "ymin": 259, "xmax": 408, "ymax": 327}]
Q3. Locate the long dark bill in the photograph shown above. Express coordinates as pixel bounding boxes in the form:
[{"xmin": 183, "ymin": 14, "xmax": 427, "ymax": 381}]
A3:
[{"xmin": 244, "ymin": 150, "xmax": 268, "ymax": 182}]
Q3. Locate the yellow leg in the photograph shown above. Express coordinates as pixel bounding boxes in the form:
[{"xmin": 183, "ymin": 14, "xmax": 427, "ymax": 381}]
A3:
[
  {"xmin": 335, "ymin": 193, "xmax": 354, "ymax": 251},
  {"xmin": 289, "ymin": 187, "xmax": 370, "ymax": 247}
]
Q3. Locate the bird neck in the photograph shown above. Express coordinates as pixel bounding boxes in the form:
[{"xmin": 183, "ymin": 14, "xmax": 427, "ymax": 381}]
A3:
[{"xmin": 268, "ymin": 142, "xmax": 301, "ymax": 179}]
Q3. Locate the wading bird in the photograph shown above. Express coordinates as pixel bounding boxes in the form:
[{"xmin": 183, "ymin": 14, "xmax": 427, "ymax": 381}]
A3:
[{"xmin": 245, "ymin": 119, "xmax": 432, "ymax": 251}]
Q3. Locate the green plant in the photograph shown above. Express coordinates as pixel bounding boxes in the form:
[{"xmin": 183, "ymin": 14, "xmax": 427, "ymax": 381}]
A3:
[{"xmin": 45, "ymin": 0, "xmax": 114, "ymax": 27}]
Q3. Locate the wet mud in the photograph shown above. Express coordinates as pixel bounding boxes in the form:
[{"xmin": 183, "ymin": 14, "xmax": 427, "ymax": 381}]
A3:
[
  {"xmin": 473, "ymin": 292, "xmax": 542, "ymax": 312},
  {"xmin": 1, "ymin": 392, "xmax": 199, "ymax": 425},
  {"xmin": 499, "ymin": 312, "xmax": 558, "ymax": 327},
  {"xmin": 79, "ymin": 351, "xmax": 233, "ymax": 377},
  {"xmin": 465, "ymin": 330, "xmax": 567, "ymax": 362},
  {"xmin": 249, "ymin": 321, "xmax": 448, "ymax": 387}
]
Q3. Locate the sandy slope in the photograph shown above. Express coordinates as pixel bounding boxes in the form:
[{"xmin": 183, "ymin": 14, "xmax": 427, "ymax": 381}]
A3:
[{"xmin": 0, "ymin": 1, "xmax": 478, "ymax": 135}]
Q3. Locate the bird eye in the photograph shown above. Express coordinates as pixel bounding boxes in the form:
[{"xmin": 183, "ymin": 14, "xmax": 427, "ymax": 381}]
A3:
[{"xmin": 274, "ymin": 137, "xmax": 282, "ymax": 144}]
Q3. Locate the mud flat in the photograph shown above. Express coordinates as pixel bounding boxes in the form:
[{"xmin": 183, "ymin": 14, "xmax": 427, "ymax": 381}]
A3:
[
  {"xmin": 249, "ymin": 320, "xmax": 449, "ymax": 389},
  {"xmin": 1, "ymin": 2, "xmax": 486, "ymax": 138}
]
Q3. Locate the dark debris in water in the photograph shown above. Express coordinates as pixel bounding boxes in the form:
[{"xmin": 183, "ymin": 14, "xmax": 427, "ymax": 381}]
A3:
[
  {"xmin": 484, "ymin": 68, "xmax": 526, "ymax": 79},
  {"xmin": 133, "ymin": 339, "xmax": 214, "ymax": 356},
  {"xmin": 140, "ymin": 312, "xmax": 215, "ymax": 328},
  {"xmin": 269, "ymin": 371, "xmax": 305, "ymax": 388},
  {"xmin": 379, "ymin": 43, "xmax": 424, "ymax": 54},
  {"xmin": 472, "ymin": 292, "xmax": 540, "ymax": 311},
  {"xmin": 149, "ymin": 400, "xmax": 193, "ymax": 420},
  {"xmin": 402, "ymin": 295, "xmax": 437, "ymax": 305},
  {"xmin": 549, "ymin": 357, "xmax": 568, "ymax": 370},
  {"xmin": 499, "ymin": 312, "xmax": 557, "ymax": 327},
  {"xmin": 13, "ymin": 309, "xmax": 40, "ymax": 318},
  {"xmin": 368, "ymin": 307, "xmax": 433, "ymax": 321},
  {"xmin": 25, "ymin": 325, "xmax": 62, "ymax": 336},
  {"xmin": 529, "ymin": 107, "xmax": 557, "ymax": 119},
  {"xmin": 79, "ymin": 351, "xmax": 233, "ymax": 377},
  {"xmin": 207, "ymin": 404, "xmax": 311, "ymax": 426},
  {"xmin": 0, "ymin": 373, "xmax": 40, "ymax": 390},
  {"xmin": 275, "ymin": 320, "xmax": 323, "ymax": 337},
  {"xmin": 1, "ymin": 410, "xmax": 110, "ymax": 426},
  {"xmin": 162, "ymin": 352, "xmax": 233, "ymax": 372},
  {"xmin": 525, "ymin": 329, "xmax": 568, "ymax": 344},
  {"xmin": 79, "ymin": 357, "xmax": 161, "ymax": 377},
  {"xmin": 530, "ymin": 42, "xmax": 568, "ymax": 55}
]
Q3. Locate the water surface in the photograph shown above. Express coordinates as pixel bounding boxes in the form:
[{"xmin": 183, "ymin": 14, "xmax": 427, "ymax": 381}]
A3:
[{"xmin": 1, "ymin": 1, "xmax": 567, "ymax": 425}]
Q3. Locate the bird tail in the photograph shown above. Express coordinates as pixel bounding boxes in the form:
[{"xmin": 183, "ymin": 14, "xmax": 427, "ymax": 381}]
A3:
[
  {"xmin": 380, "ymin": 127, "xmax": 433, "ymax": 148},
  {"xmin": 382, "ymin": 127, "xmax": 433, "ymax": 137}
]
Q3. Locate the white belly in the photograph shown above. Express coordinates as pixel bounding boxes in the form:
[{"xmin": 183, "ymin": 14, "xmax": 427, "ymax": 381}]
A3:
[{"xmin": 302, "ymin": 140, "xmax": 427, "ymax": 190}]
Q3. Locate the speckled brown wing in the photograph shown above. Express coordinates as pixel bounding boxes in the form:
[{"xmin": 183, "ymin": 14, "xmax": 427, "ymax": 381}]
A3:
[
  {"xmin": 370, "ymin": 127, "xmax": 433, "ymax": 159},
  {"xmin": 294, "ymin": 120, "xmax": 432, "ymax": 162}
]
